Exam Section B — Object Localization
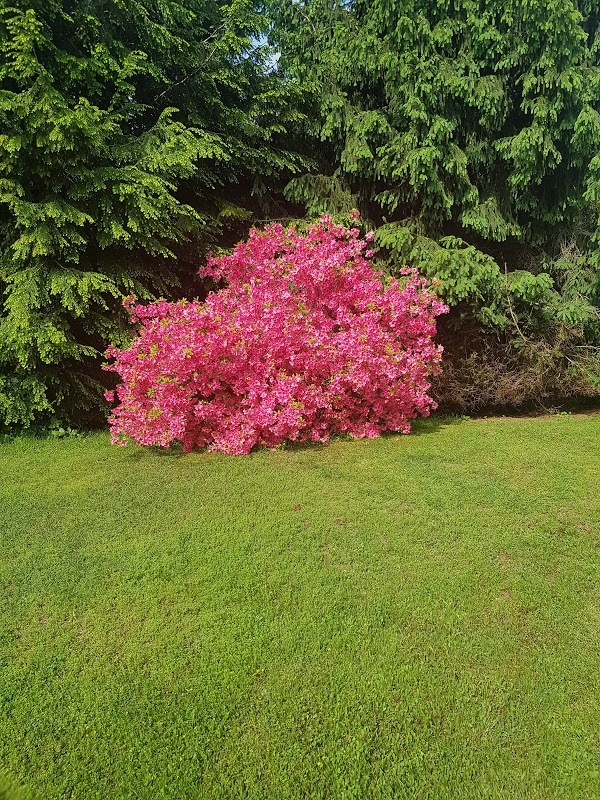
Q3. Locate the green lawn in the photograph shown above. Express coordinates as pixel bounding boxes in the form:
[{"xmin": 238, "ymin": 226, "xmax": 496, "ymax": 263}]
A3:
[{"xmin": 0, "ymin": 416, "xmax": 599, "ymax": 799}]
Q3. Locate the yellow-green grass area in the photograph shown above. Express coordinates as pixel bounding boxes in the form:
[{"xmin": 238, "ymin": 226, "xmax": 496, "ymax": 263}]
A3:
[{"xmin": 0, "ymin": 416, "xmax": 598, "ymax": 799}]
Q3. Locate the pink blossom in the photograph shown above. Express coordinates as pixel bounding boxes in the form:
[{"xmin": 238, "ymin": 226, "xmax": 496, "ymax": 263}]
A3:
[{"xmin": 105, "ymin": 217, "xmax": 447, "ymax": 454}]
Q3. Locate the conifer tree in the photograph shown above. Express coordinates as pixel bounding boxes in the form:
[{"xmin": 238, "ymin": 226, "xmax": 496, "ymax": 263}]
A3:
[
  {"xmin": 271, "ymin": 0, "xmax": 600, "ymax": 324},
  {"xmin": 270, "ymin": 0, "xmax": 600, "ymax": 405},
  {"xmin": 0, "ymin": 0, "xmax": 302, "ymax": 427}
]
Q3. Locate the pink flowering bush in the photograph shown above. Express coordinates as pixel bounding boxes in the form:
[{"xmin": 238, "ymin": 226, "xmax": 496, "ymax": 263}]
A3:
[{"xmin": 104, "ymin": 216, "xmax": 447, "ymax": 454}]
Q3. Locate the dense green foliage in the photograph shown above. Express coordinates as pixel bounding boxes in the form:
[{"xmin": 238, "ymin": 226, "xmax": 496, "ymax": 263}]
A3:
[
  {"xmin": 270, "ymin": 0, "xmax": 600, "ymax": 407},
  {"xmin": 3, "ymin": 0, "xmax": 600, "ymax": 425},
  {"xmin": 1, "ymin": 416, "xmax": 599, "ymax": 798},
  {"xmin": 0, "ymin": 0, "xmax": 302, "ymax": 428}
]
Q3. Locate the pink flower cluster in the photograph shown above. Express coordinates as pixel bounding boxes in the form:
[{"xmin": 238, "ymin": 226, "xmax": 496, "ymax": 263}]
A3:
[{"xmin": 105, "ymin": 217, "xmax": 447, "ymax": 454}]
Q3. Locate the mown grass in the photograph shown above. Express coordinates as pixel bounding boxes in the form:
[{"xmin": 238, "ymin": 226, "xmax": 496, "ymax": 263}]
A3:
[{"xmin": 0, "ymin": 416, "xmax": 599, "ymax": 799}]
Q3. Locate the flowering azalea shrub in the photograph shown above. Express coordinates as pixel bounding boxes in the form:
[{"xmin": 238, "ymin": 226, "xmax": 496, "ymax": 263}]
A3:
[{"xmin": 105, "ymin": 216, "xmax": 447, "ymax": 454}]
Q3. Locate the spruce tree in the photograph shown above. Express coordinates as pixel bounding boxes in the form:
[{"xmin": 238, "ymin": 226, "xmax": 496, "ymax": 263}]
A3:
[
  {"xmin": 270, "ymin": 0, "xmax": 600, "ymax": 406},
  {"xmin": 270, "ymin": 0, "xmax": 600, "ymax": 322},
  {"xmin": 0, "ymin": 0, "xmax": 302, "ymax": 427}
]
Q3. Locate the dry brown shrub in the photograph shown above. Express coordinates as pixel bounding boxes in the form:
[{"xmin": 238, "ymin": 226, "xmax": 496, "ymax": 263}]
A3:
[{"xmin": 432, "ymin": 323, "xmax": 600, "ymax": 413}]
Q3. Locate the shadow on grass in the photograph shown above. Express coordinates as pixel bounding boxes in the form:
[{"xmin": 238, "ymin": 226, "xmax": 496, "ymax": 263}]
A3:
[
  {"xmin": 408, "ymin": 414, "xmax": 467, "ymax": 436},
  {"xmin": 112, "ymin": 413, "xmax": 467, "ymax": 460},
  {"xmin": 265, "ymin": 414, "xmax": 467, "ymax": 454}
]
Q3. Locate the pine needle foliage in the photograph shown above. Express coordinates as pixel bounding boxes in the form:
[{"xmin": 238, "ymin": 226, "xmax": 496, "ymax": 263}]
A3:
[
  {"xmin": 270, "ymin": 0, "xmax": 600, "ymax": 317},
  {"xmin": 0, "ymin": 0, "xmax": 304, "ymax": 428},
  {"xmin": 269, "ymin": 0, "xmax": 600, "ymax": 404}
]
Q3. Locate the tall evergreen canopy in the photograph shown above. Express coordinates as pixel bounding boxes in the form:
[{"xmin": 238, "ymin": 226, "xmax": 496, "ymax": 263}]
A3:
[
  {"xmin": 271, "ymin": 0, "xmax": 600, "ymax": 320},
  {"xmin": 0, "ymin": 0, "xmax": 302, "ymax": 427},
  {"xmin": 2, "ymin": 0, "xmax": 600, "ymax": 427}
]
